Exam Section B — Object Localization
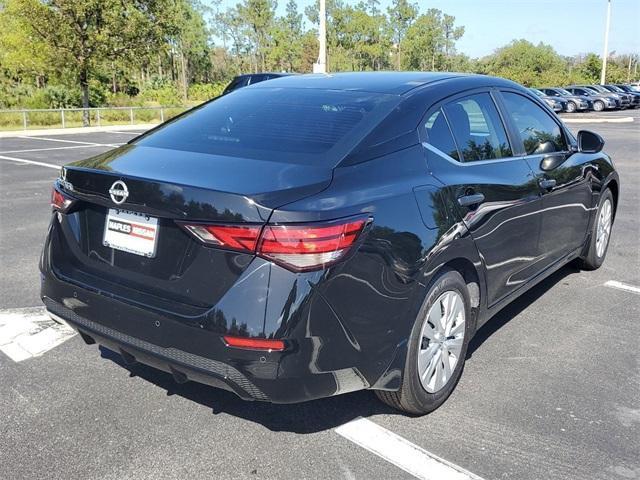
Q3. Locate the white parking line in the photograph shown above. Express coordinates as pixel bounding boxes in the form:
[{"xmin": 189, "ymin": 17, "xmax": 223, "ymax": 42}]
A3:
[
  {"xmin": 0, "ymin": 154, "xmax": 60, "ymax": 169},
  {"xmin": 103, "ymin": 130, "xmax": 144, "ymax": 135},
  {"xmin": 0, "ymin": 307, "xmax": 76, "ymax": 362},
  {"xmin": 0, "ymin": 144, "xmax": 114, "ymax": 154},
  {"xmin": 604, "ymin": 280, "xmax": 640, "ymax": 295},
  {"xmin": 335, "ymin": 417, "xmax": 484, "ymax": 480},
  {"xmin": 16, "ymin": 135, "xmax": 120, "ymax": 148}
]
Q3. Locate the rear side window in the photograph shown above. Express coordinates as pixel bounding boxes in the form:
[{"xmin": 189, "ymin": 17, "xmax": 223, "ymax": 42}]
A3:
[
  {"xmin": 502, "ymin": 92, "xmax": 568, "ymax": 155},
  {"xmin": 425, "ymin": 110, "xmax": 459, "ymax": 161},
  {"xmin": 443, "ymin": 93, "xmax": 512, "ymax": 162},
  {"xmin": 136, "ymin": 88, "xmax": 399, "ymax": 165}
]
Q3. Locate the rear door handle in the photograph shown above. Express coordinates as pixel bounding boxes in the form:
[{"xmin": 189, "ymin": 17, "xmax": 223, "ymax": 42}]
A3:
[
  {"xmin": 539, "ymin": 178, "xmax": 557, "ymax": 191},
  {"xmin": 457, "ymin": 193, "xmax": 485, "ymax": 207}
]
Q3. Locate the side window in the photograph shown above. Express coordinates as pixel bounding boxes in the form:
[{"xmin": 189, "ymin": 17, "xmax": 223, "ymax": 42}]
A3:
[
  {"xmin": 424, "ymin": 109, "xmax": 459, "ymax": 161},
  {"xmin": 443, "ymin": 93, "xmax": 512, "ymax": 162},
  {"xmin": 502, "ymin": 92, "xmax": 568, "ymax": 155}
]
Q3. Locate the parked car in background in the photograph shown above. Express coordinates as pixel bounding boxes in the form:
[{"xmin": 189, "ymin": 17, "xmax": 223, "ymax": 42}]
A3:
[
  {"xmin": 222, "ymin": 73, "xmax": 292, "ymax": 95},
  {"xmin": 539, "ymin": 87, "xmax": 591, "ymax": 112},
  {"xmin": 614, "ymin": 84, "xmax": 640, "ymax": 95},
  {"xmin": 574, "ymin": 85, "xmax": 630, "ymax": 109},
  {"xmin": 604, "ymin": 84, "xmax": 640, "ymax": 108},
  {"xmin": 529, "ymin": 88, "xmax": 566, "ymax": 112},
  {"xmin": 41, "ymin": 72, "xmax": 619, "ymax": 415},
  {"xmin": 564, "ymin": 86, "xmax": 618, "ymax": 111}
]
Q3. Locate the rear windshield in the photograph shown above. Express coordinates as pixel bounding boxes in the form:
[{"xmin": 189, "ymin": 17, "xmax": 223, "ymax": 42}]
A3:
[{"xmin": 135, "ymin": 87, "xmax": 399, "ymax": 165}]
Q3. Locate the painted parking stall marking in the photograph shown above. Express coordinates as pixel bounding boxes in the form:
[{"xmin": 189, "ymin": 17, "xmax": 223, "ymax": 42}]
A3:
[
  {"xmin": 604, "ymin": 280, "xmax": 640, "ymax": 295},
  {"xmin": 0, "ymin": 154, "xmax": 60, "ymax": 169},
  {"xmin": 0, "ymin": 307, "xmax": 76, "ymax": 362},
  {"xmin": 335, "ymin": 417, "xmax": 485, "ymax": 480}
]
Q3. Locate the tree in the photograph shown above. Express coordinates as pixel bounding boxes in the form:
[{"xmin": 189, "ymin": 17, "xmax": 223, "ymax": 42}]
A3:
[
  {"xmin": 237, "ymin": 0, "xmax": 277, "ymax": 72},
  {"xmin": 4, "ymin": 0, "xmax": 173, "ymax": 125},
  {"xmin": 387, "ymin": 0, "xmax": 417, "ymax": 70},
  {"xmin": 480, "ymin": 40, "xmax": 570, "ymax": 86},
  {"xmin": 402, "ymin": 9, "xmax": 463, "ymax": 71}
]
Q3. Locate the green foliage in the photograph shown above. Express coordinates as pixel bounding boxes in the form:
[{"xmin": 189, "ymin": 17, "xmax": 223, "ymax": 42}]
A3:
[
  {"xmin": 401, "ymin": 9, "xmax": 464, "ymax": 71},
  {"xmin": 188, "ymin": 83, "xmax": 227, "ymax": 101},
  {"xmin": 1, "ymin": 0, "xmax": 638, "ymax": 115},
  {"xmin": 480, "ymin": 40, "xmax": 565, "ymax": 86}
]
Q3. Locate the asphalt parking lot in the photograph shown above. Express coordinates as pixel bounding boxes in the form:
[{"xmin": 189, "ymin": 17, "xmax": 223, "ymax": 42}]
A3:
[{"xmin": 1, "ymin": 111, "xmax": 639, "ymax": 480}]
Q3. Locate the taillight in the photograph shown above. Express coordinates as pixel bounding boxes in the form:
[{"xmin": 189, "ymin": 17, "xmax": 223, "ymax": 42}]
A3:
[
  {"xmin": 258, "ymin": 219, "xmax": 367, "ymax": 271},
  {"xmin": 51, "ymin": 186, "xmax": 74, "ymax": 212},
  {"xmin": 223, "ymin": 335, "xmax": 285, "ymax": 351},
  {"xmin": 180, "ymin": 224, "xmax": 261, "ymax": 252},
  {"xmin": 180, "ymin": 216, "xmax": 368, "ymax": 272}
]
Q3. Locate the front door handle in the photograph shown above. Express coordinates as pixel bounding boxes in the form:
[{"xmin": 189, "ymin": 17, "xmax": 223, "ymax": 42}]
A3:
[
  {"xmin": 539, "ymin": 178, "xmax": 557, "ymax": 191},
  {"xmin": 457, "ymin": 193, "xmax": 485, "ymax": 208}
]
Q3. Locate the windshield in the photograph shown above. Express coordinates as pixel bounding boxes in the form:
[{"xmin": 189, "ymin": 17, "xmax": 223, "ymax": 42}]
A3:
[
  {"xmin": 589, "ymin": 85, "xmax": 607, "ymax": 93},
  {"xmin": 609, "ymin": 85, "xmax": 624, "ymax": 92},
  {"xmin": 557, "ymin": 88, "xmax": 573, "ymax": 96},
  {"xmin": 530, "ymin": 89, "xmax": 544, "ymax": 97},
  {"xmin": 135, "ymin": 87, "xmax": 400, "ymax": 165}
]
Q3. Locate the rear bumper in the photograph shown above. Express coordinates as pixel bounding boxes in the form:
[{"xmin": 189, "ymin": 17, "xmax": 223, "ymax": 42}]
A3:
[{"xmin": 39, "ymin": 219, "xmax": 381, "ymax": 403}]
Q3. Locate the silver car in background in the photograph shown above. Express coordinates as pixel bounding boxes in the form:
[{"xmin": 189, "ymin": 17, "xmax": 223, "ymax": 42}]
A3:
[
  {"xmin": 540, "ymin": 87, "xmax": 591, "ymax": 112},
  {"xmin": 565, "ymin": 86, "xmax": 618, "ymax": 111}
]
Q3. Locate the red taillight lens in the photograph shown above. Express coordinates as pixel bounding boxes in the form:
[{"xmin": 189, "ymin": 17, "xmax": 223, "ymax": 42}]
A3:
[
  {"xmin": 180, "ymin": 224, "xmax": 261, "ymax": 252},
  {"xmin": 51, "ymin": 187, "xmax": 74, "ymax": 212},
  {"xmin": 258, "ymin": 219, "xmax": 367, "ymax": 271},
  {"xmin": 180, "ymin": 217, "xmax": 368, "ymax": 271},
  {"xmin": 223, "ymin": 336, "xmax": 285, "ymax": 351}
]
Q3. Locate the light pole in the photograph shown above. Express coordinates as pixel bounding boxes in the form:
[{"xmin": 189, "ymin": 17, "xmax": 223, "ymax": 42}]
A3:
[
  {"xmin": 600, "ymin": 0, "xmax": 611, "ymax": 85},
  {"xmin": 313, "ymin": 0, "xmax": 327, "ymax": 73}
]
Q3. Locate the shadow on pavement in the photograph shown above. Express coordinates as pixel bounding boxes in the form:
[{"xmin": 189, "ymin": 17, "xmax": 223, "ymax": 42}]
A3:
[
  {"xmin": 467, "ymin": 264, "xmax": 579, "ymax": 359},
  {"xmin": 99, "ymin": 264, "xmax": 580, "ymax": 433},
  {"xmin": 100, "ymin": 346, "xmax": 396, "ymax": 434}
]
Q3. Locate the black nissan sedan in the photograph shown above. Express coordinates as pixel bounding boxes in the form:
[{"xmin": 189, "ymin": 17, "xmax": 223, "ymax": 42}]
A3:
[{"xmin": 42, "ymin": 73, "xmax": 619, "ymax": 415}]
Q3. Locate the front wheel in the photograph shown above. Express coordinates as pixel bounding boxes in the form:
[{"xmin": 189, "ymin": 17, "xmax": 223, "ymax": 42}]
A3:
[
  {"xmin": 593, "ymin": 100, "xmax": 605, "ymax": 112},
  {"xmin": 375, "ymin": 270, "xmax": 472, "ymax": 415},
  {"xmin": 566, "ymin": 101, "xmax": 577, "ymax": 113},
  {"xmin": 579, "ymin": 189, "xmax": 614, "ymax": 270}
]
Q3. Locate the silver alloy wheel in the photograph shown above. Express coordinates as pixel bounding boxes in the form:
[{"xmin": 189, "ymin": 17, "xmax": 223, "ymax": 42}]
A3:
[
  {"xmin": 567, "ymin": 101, "xmax": 576, "ymax": 113},
  {"xmin": 594, "ymin": 100, "xmax": 604, "ymax": 112},
  {"xmin": 418, "ymin": 290, "xmax": 465, "ymax": 393},
  {"xmin": 596, "ymin": 198, "xmax": 612, "ymax": 258}
]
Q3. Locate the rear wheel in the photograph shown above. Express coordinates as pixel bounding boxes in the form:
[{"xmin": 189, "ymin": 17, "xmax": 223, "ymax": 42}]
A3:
[
  {"xmin": 579, "ymin": 189, "xmax": 614, "ymax": 270},
  {"xmin": 566, "ymin": 101, "xmax": 577, "ymax": 113},
  {"xmin": 375, "ymin": 270, "xmax": 472, "ymax": 415},
  {"xmin": 593, "ymin": 100, "xmax": 605, "ymax": 112}
]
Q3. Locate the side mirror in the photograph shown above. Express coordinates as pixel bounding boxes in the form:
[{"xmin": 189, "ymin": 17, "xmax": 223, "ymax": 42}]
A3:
[{"xmin": 577, "ymin": 130, "xmax": 604, "ymax": 153}]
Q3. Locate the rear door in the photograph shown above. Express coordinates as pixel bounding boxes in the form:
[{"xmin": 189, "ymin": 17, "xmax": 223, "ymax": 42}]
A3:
[
  {"xmin": 498, "ymin": 90, "xmax": 592, "ymax": 269},
  {"xmin": 423, "ymin": 91, "xmax": 542, "ymax": 307}
]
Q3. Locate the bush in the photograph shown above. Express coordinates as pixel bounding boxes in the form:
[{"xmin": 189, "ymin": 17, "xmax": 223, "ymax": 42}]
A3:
[
  {"xmin": 139, "ymin": 85, "xmax": 182, "ymax": 106},
  {"xmin": 188, "ymin": 82, "xmax": 227, "ymax": 101}
]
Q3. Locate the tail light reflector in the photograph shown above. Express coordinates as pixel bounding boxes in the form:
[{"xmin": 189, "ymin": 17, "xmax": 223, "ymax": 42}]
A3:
[
  {"xmin": 223, "ymin": 336, "xmax": 285, "ymax": 351},
  {"xmin": 51, "ymin": 187, "xmax": 74, "ymax": 212},
  {"xmin": 180, "ymin": 216, "xmax": 368, "ymax": 272}
]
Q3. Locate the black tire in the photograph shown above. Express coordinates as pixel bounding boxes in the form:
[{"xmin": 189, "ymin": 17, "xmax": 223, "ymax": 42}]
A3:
[
  {"xmin": 593, "ymin": 100, "xmax": 605, "ymax": 112},
  {"xmin": 579, "ymin": 189, "xmax": 614, "ymax": 270},
  {"xmin": 375, "ymin": 270, "xmax": 473, "ymax": 415},
  {"xmin": 566, "ymin": 101, "xmax": 577, "ymax": 113}
]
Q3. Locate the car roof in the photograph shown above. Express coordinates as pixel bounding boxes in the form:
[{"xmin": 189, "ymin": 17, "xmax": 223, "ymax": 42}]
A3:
[{"xmin": 249, "ymin": 71, "xmax": 501, "ymax": 95}]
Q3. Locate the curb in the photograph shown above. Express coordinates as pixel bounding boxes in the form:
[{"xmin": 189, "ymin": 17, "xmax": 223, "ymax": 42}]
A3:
[
  {"xmin": 0, "ymin": 124, "xmax": 157, "ymax": 138},
  {"xmin": 561, "ymin": 117, "xmax": 634, "ymax": 124}
]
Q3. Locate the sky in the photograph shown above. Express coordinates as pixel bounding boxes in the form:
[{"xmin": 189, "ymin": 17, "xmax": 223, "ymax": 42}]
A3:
[{"xmin": 210, "ymin": 0, "xmax": 640, "ymax": 58}]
